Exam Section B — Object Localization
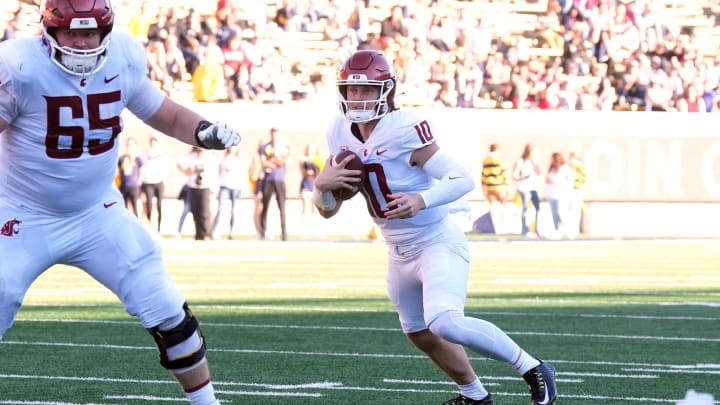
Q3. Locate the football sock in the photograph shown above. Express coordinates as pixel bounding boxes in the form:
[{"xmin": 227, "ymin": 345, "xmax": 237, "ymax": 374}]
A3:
[
  {"xmin": 184, "ymin": 378, "xmax": 218, "ymax": 405},
  {"xmin": 458, "ymin": 377, "xmax": 489, "ymax": 400},
  {"xmin": 511, "ymin": 349, "xmax": 541, "ymax": 375}
]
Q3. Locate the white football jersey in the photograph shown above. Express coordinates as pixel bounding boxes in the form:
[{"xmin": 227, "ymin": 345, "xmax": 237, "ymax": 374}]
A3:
[
  {"xmin": 0, "ymin": 33, "xmax": 165, "ymax": 215},
  {"xmin": 326, "ymin": 110, "xmax": 449, "ymax": 245}
]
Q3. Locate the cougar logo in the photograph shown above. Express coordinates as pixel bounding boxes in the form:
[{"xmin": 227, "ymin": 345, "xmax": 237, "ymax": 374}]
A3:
[{"xmin": 1, "ymin": 218, "xmax": 21, "ymax": 237}]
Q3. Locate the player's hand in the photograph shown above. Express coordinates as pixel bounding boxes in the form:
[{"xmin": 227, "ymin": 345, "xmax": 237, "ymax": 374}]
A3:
[
  {"xmin": 384, "ymin": 192, "xmax": 424, "ymax": 219},
  {"xmin": 195, "ymin": 121, "xmax": 241, "ymax": 150},
  {"xmin": 315, "ymin": 155, "xmax": 362, "ymax": 193}
]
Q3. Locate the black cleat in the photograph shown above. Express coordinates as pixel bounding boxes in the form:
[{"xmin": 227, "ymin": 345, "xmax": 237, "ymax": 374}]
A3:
[
  {"xmin": 523, "ymin": 361, "xmax": 557, "ymax": 405},
  {"xmin": 442, "ymin": 393, "xmax": 494, "ymax": 405}
]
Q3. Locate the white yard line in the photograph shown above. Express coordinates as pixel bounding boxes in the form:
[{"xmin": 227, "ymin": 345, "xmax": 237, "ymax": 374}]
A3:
[
  {"xmin": 1, "ymin": 340, "xmax": 719, "ymax": 368},
  {"xmin": 0, "ymin": 372, "xmax": 714, "ymax": 404},
  {"xmin": 0, "ymin": 399, "xmax": 116, "ymax": 405}
]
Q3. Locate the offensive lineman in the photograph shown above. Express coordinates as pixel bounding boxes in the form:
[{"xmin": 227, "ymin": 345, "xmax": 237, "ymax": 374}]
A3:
[
  {"xmin": 312, "ymin": 49, "xmax": 558, "ymax": 405},
  {"xmin": 0, "ymin": 1, "xmax": 239, "ymax": 404}
]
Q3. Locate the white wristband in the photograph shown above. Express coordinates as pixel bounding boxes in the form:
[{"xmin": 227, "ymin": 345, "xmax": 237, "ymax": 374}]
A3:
[{"xmin": 312, "ymin": 188, "xmax": 337, "ymax": 211}]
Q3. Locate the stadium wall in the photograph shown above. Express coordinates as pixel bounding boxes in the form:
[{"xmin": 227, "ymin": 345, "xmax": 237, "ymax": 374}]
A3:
[{"xmin": 121, "ymin": 102, "xmax": 720, "ymax": 238}]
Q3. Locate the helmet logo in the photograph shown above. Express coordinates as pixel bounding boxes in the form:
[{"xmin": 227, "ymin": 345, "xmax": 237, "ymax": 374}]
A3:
[
  {"xmin": 350, "ymin": 74, "xmax": 367, "ymax": 81},
  {"xmin": 70, "ymin": 18, "xmax": 98, "ymax": 29}
]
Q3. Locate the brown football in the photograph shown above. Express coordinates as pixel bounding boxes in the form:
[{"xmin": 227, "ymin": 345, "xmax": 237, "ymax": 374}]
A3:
[{"xmin": 332, "ymin": 150, "xmax": 365, "ymax": 200}]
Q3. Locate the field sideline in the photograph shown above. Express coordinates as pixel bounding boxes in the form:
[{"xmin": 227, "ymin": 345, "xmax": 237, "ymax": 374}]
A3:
[{"xmin": 1, "ymin": 238, "xmax": 718, "ymax": 404}]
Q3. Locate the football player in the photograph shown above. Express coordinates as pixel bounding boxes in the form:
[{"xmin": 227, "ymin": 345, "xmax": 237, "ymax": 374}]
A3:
[
  {"xmin": 313, "ymin": 49, "xmax": 558, "ymax": 405},
  {"xmin": 0, "ymin": 1, "xmax": 239, "ymax": 404}
]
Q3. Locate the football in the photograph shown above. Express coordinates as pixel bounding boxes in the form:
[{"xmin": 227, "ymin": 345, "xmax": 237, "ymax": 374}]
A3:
[{"xmin": 332, "ymin": 150, "xmax": 365, "ymax": 200}]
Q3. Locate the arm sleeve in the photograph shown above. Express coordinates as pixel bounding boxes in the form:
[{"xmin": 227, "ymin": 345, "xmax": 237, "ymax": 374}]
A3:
[{"xmin": 419, "ymin": 150, "xmax": 475, "ymax": 209}]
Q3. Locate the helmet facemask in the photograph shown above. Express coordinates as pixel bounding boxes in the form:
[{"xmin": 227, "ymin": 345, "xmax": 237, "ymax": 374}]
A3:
[
  {"xmin": 44, "ymin": 28, "xmax": 111, "ymax": 76},
  {"xmin": 337, "ymin": 77, "xmax": 395, "ymax": 123}
]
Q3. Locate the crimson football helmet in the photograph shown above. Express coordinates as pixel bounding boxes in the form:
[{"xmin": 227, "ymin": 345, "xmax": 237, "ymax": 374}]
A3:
[
  {"xmin": 337, "ymin": 50, "xmax": 397, "ymax": 123},
  {"xmin": 41, "ymin": 0, "xmax": 115, "ymax": 76}
]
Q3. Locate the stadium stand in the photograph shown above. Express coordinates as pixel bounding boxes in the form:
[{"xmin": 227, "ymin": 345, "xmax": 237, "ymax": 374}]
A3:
[{"xmin": 1, "ymin": 0, "xmax": 719, "ymax": 111}]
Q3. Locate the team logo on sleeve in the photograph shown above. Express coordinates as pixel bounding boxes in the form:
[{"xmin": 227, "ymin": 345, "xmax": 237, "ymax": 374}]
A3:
[{"xmin": 1, "ymin": 218, "xmax": 22, "ymax": 237}]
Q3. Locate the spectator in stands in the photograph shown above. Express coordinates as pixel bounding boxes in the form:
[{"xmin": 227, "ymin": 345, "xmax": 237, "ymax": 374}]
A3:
[
  {"xmin": 379, "ymin": 5, "xmax": 407, "ymax": 51},
  {"xmin": 184, "ymin": 8, "xmax": 204, "ymax": 43},
  {"xmin": 596, "ymin": 68, "xmax": 617, "ymax": 111},
  {"xmin": 677, "ymin": 82, "xmax": 706, "ymax": 112},
  {"xmin": 250, "ymin": 51, "xmax": 283, "ymax": 103},
  {"xmin": 645, "ymin": 74, "xmax": 672, "ymax": 111},
  {"xmin": 616, "ymin": 59, "xmax": 647, "ymax": 110},
  {"xmin": 192, "ymin": 35, "xmax": 225, "ymax": 102},
  {"xmin": 90, "ymin": 0, "xmax": 719, "ymax": 114},
  {"xmin": 427, "ymin": 14, "xmax": 453, "ymax": 53},
  {"xmin": 304, "ymin": 1, "xmax": 331, "ymax": 31},
  {"xmin": 222, "ymin": 32, "xmax": 254, "ymax": 101},
  {"xmin": 274, "ymin": 0, "xmax": 294, "ymax": 31},
  {"xmin": 163, "ymin": 33, "xmax": 188, "ymax": 89},
  {"xmin": 146, "ymin": 39, "xmax": 172, "ymax": 94},
  {"xmin": 701, "ymin": 79, "xmax": 718, "ymax": 112},
  {"xmin": 479, "ymin": 52, "xmax": 513, "ymax": 105},
  {"xmin": 127, "ymin": 3, "xmax": 155, "ymax": 43},
  {"xmin": 164, "ymin": 7, "xmax": 187, "ymax": 42},
  {"xmin": 146, "ymin": 9, "xmax": 170, "ymax": 43},
  {"xmin": 180, "ymin": 34, "xmax": 202, "ymax": 77},
  {"xmin": 357, "ymin": 30, "xmax": 382, "ymax": 51},
  {"xmin": 347, "ymin": 0, "xmax": 370, "ymax": 46},
  {"xmin": 215, "ymin": 8, "xmax": 238, "ymax": 48},
  {"xmin": 324, "ymin": 16, "xmax": 352, "ymax": 43},
  {"xmin": 536, "ymin": 5, "xmax": 565, "ymax": 51}
]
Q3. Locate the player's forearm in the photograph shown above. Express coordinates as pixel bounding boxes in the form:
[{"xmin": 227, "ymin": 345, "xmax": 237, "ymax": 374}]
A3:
[
  {"xmin": 145, "ymin": 98, "xmax": 206, "ymax": 146},
  {"xmin": 419, "ymin": 150, "xmax": 475, "ymax": 209}
]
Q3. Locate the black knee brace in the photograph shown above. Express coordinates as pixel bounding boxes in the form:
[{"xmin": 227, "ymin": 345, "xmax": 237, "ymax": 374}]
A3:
[{"xmin": 147, "ymin": 302, "xmax": 207, "ymax": 370}]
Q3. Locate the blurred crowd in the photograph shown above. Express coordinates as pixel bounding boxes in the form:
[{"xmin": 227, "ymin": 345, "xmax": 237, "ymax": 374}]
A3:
[{"xmin": 3, "ymin": 0, "xmax": 720, "ymax": 111}]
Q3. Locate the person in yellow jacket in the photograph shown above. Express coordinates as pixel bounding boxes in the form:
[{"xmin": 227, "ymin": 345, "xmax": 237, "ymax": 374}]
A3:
[
  {"xmin": 192, "ymin": 37, "xmax": 225, "ymax": 102},
  {"xmin": 567, "ymin": 150, "xmax": 586, "ymax": 239},
  {"xmin": 481, "ymin": 143, "xmax": 509, "ymax": 234}
]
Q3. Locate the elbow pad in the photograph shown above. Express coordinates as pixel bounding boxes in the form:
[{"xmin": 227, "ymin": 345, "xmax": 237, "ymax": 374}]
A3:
[{"xmin": 419, "ymin": 150, "xmax": 475, "ymax": 209}]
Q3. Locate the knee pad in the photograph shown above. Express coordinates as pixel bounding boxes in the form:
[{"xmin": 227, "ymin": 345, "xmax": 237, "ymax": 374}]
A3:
[{"xmin": 147, "ymin": 302, "xmax": 207, "ymax": 370}]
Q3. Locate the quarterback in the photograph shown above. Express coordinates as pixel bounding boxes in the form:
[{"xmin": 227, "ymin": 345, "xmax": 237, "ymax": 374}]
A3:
[
  {"xmin": 0, "ymin": 1, "xmax": 239, "ymax": 404},
  {"xmin": 313, "ymin": 50, "xmax": 557, "ymax": 405}
]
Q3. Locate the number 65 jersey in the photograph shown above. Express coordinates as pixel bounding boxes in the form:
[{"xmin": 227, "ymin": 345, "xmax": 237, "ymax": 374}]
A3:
[
  {"xmin": 0, "ymin": 32, "xmax": 165, "ymax": 215},
  {"xmin": 326, "ymin": 110, "xmax": 450, "ymax": 246}
]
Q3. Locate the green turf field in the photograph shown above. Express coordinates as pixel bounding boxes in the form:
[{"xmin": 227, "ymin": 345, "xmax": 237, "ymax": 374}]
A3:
[{"xmin": 1, "ymin": 239, "xmax": 718, "ymax": 404}]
